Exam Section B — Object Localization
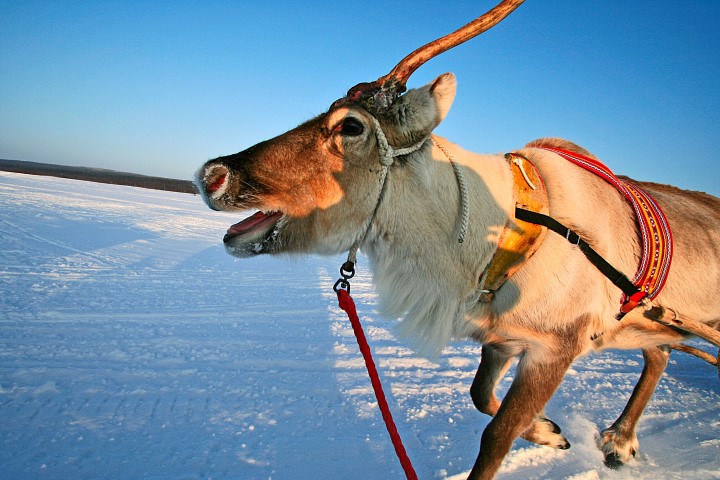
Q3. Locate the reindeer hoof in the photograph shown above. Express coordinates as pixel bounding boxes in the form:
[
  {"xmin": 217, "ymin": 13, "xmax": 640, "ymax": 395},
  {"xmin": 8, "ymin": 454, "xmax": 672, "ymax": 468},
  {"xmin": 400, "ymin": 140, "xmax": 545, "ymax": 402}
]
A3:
[
  {"xmin": 603, "ymin": 445, "xmax": 637, "ymax": 469},
  {"xmin": 521, "ymin": 416, "xmax": 570, "ymax": 449},
  {"xmin": 603, "ymin": 452, "xmax": 625, "ymax": 469},
  {"xmin": 599, "ymin": 427, "xmax": 638, "ymax": 468}
]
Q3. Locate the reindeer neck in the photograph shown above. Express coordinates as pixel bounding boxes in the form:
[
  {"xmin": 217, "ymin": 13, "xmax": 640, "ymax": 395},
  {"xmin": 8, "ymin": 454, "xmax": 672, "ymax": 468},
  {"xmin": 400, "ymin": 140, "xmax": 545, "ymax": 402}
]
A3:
[
  {"xmin": 360, "ymin": 140, "xmax": 515, "ymax": 356},
  {"xmin": 365, "ymin": 137, "xmax": 515, "ymax": 287}
]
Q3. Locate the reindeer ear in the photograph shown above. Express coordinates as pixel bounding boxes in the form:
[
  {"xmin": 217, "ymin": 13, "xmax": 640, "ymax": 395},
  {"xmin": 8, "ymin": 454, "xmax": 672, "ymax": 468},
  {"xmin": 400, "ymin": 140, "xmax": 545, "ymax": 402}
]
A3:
[
  {"xmin": 429, "ymin": 73, "xmax": 457, "ymax": 124},
  {"xmin": 381, "ymin": 72, "xmax": 457, "ymax": 144}
]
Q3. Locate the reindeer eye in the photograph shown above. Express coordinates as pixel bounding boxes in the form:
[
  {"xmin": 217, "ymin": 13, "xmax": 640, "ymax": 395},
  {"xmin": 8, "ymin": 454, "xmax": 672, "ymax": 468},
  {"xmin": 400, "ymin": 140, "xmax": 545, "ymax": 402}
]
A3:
[{"xmin": 339, "ymin": 118, "xmax": 364, "ymax": 136}]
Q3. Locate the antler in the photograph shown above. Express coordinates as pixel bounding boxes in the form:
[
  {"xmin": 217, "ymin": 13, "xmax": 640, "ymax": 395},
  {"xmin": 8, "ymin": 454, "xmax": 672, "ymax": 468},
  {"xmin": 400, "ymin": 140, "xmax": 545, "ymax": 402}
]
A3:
[
  {"xmin": 338, "ymin": 0, "xmax": 525, "ymax": 112},
  {"xmin": 378, "ymin": 0, "xmax": 525, "ymax": 92}
]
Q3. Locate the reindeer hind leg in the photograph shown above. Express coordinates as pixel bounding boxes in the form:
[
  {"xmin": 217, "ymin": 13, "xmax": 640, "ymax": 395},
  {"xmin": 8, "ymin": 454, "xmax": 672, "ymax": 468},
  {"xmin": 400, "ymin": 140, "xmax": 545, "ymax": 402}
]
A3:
[{"xmin": 599, "ymin": 345, "xmax": 670, "ymax": 468}]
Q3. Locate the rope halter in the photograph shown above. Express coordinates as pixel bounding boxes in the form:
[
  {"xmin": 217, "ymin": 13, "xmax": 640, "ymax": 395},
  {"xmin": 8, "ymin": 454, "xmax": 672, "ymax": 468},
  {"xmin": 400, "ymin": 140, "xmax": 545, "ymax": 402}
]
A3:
[
  {"xmin": 344, "ymin": 117, "xmax": 429, "ymax": 267},
  {"xmin": 371, "ymin": 116, "xmax": 427, "ymax": 167},
  {"xmin": 341, "ymin": 116, "xmax": 469, "ymax": 275}
]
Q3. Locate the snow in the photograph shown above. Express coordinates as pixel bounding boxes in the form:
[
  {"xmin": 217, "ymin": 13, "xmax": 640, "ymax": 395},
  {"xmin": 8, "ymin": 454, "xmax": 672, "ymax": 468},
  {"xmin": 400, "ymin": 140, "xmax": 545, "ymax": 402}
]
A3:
[{"xmin": 1, "ymin": 171, "xmax": 718, "ymax": 480}]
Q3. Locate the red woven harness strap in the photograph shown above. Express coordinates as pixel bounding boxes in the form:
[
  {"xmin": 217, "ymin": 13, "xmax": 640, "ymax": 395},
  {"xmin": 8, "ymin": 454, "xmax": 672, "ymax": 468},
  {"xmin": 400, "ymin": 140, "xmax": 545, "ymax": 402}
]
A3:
[
  {"xmin": 336, "ymin": 289, "xmax": 418, "ymax": 480},
  {"xmin": 539, "ymin": 147, "xmax": 674, "ymax": 311}
]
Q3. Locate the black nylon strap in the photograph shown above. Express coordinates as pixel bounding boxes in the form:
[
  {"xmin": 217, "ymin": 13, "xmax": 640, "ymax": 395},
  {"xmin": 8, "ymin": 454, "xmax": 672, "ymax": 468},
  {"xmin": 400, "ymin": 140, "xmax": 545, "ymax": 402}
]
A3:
[{"xmin": 515, "ymin": 207, "xmax": 640, "ymax": 298}]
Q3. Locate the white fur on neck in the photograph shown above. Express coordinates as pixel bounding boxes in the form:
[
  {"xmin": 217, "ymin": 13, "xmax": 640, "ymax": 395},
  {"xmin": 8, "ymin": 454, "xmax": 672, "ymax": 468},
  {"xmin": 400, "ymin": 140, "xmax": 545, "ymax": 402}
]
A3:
[
  {"xmin": 363, "ymin": 144, "xmax": 513, "ymax": 358},
  {"xmin": 367, "ymin": 242, "xmax": 478, "ymax": 358}
]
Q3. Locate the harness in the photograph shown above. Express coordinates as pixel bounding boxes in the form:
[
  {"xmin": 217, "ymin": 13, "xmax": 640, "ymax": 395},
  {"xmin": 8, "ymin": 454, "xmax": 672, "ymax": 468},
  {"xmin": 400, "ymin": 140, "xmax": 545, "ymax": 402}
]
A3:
[
  {"xmin": 540, "ymin": 147, "xmax": 674, "ymax": 312},
  {"xmin": 481, "ymin": 146, "xmax": 674, "ymax": 316}
]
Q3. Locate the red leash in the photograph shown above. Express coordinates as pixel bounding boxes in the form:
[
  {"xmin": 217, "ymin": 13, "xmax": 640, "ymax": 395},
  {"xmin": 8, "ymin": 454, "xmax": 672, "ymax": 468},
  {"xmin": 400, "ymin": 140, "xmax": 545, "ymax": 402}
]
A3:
[{"xmin": 334, "ymin": 262, "xmax": 418, "ymax": 480}]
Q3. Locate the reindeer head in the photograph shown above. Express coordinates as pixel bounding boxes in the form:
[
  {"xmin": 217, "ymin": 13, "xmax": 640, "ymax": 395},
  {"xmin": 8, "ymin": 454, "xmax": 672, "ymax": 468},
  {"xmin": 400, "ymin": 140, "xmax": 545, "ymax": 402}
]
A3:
[
  {"xmin": 195, "ymin": 0, "xmax": 523, "ymax": 258},
  {"xmin": 195, "ymin": 74, "xmax": 457, "ymax": 258}
]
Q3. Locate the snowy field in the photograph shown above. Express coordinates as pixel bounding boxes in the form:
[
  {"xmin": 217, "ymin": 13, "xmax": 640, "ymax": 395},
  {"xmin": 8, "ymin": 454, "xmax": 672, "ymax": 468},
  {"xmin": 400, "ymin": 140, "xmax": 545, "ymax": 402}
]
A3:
[{"xmin": 1, "ymin": 171, "xmax": 718, "ymax": 480}]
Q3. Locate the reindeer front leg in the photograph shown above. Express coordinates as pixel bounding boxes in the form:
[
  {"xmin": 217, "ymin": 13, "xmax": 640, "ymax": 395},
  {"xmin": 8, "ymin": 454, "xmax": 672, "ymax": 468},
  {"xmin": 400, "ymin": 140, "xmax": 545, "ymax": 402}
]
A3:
[
  {"xmin": 470, "ymin": 344, "xmax": 571, "ymax": 450},
  {"xmin": 600, "ymin": 345, "xmax": 670, "ymax": 468},
  {"xmin": 470, "ymin": 344, "xmax": 513, "ymax": 415},
  {"xmin": 468, "ymin": 344, "xmax": 577, "ymax": 480}
]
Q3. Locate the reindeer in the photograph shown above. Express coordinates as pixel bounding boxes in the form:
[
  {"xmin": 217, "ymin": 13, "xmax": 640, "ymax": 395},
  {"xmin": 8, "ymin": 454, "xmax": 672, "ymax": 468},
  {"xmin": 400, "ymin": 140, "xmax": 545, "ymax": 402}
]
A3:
[{"xmin": 195, "ymin": 1, "xmax": 720, "ymax": 478}]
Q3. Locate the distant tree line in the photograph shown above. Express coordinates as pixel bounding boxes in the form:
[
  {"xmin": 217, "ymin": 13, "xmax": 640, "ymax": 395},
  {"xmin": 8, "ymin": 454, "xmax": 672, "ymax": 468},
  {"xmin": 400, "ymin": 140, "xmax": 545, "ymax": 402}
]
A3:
[{"xmin": 0, "ymin": 159, "xmax": 199, "ymax": 194}]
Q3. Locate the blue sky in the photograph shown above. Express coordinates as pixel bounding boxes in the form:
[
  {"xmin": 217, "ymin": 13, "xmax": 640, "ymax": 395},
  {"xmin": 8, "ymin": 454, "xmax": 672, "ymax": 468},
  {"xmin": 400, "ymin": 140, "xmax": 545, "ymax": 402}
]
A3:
[{"xmin": 1, "ymin": 1, "xmax": 719, "ymax": 195}]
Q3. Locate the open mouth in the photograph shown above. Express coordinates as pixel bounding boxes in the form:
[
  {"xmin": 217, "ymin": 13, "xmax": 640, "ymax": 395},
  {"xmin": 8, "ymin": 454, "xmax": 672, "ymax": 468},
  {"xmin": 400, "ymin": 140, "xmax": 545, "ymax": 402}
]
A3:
[{"xmin": 223, "ymin": 211, "xmax": 284, "ymax": 256}]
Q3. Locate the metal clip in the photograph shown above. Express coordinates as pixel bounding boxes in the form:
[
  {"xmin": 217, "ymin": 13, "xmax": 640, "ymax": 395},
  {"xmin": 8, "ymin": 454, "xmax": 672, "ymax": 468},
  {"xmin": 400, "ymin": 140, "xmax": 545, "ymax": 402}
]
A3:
[
  {"xmin": 333, "ymin": 261, "xmax": 356, "ymax": 293},
  {"xmin": 565, "ymin": 228, "xmax": 581, "ymax": 246}
]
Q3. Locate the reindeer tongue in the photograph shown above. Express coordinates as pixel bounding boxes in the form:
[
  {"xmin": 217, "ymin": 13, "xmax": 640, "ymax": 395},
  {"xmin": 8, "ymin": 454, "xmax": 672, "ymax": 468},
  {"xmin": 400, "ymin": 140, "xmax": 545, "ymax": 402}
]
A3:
[{"xmin": 223, "ymin": 211, "xmax": 282, "ymax": 244}]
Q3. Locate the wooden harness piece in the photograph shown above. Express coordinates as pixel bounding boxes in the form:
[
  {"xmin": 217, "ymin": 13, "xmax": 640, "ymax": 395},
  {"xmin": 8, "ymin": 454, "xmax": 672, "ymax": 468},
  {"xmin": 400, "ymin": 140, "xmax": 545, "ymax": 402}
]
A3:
[{"xmin": 478, "ymin": 153, "xmax": 548, "ymax": 302}]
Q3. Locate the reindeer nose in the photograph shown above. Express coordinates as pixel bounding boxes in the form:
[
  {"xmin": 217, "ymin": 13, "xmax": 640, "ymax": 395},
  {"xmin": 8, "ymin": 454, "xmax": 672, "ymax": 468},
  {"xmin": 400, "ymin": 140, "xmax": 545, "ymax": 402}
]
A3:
[{"xmin": 200, "ymin": 163, "xmax": 230, "ymax": 197}]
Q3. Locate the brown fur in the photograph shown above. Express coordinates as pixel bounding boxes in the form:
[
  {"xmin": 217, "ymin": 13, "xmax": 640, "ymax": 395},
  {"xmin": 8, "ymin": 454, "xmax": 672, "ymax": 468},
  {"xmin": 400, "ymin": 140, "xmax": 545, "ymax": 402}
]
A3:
[{"xmin": 526, "ymin": 137, "xmax": 600, "ymax": 160}]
